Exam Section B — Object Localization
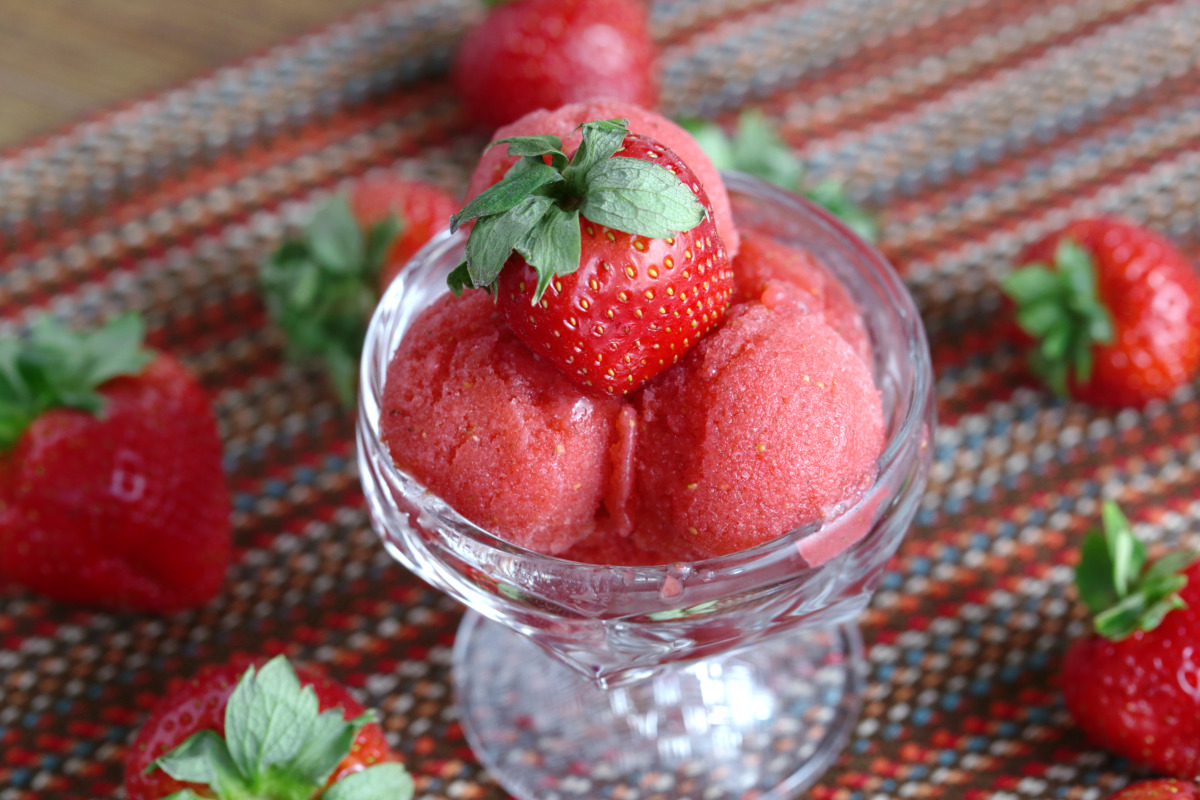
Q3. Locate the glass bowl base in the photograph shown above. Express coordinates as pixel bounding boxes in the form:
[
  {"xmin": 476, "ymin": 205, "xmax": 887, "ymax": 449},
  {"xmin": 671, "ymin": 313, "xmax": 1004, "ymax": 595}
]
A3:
[{"xmin": 453, "ymin": 611, "xmax": 864, "ymax": 800}]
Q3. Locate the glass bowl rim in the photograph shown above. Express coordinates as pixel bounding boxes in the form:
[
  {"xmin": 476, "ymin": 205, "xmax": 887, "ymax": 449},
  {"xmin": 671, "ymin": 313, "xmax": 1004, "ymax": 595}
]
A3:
[{"xmin": 357, "ymin": 170, "xmax": 934, "ymax": 576}]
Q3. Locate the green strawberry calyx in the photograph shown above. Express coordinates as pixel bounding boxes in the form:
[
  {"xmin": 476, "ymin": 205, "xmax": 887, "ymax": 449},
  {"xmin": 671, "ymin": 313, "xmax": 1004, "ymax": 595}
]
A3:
[
  {"xmin": 447, "ymin": 118, "xmax": 707, "ymax": 303},
  {"xmin": 1001, "ymin": 238, "xmax": 1116, "ymax": 397},
  {"xmin": 679, "ymin": 111, "xmax": 879, "ymax": 243},
  {"xmin": 1075, "ymin": 500, "xmax": 1199, "ymax": 641},
  {"xmin": 0, "ymin": 314, "xmax": 154, "ymax": 451},
  {"xmin": 259, "ymin": 196, "xmax": 401, "ymax": 406},
  {"xmin": 148, "ymin": 656, "xmax": 414, "ymax": 800}
]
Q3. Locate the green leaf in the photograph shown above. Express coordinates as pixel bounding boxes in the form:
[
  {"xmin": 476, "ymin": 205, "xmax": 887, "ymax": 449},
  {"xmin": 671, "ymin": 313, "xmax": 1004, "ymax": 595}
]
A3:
[
  {"xmin": 488, "ymin": 134, "xmax": 568, "ymax": 171},
  {"xmin": 1094, "ymin": 590, "xmax": 1147, "ymax": 640},
  {"xmin": 463, "ymin": 195, "xmax": 554, "ymax": 289},
  {"xmin": 0, "ymin": 315, "xmax": 153, "ymax": 451},
  {"xmin": 563, "ymin": 119, "xmax": 630, "ymax": 188},
  {"xmin": 1102, "ymin": 500, "xmax": 1144, "ymax": 596},
  {"xmin": 224, "ymin": 657, "xmax": 320, "ymax": 782},
  {"xmin": 290, "ymin": 710, "xmax": 375, "ymax": 786},
  {"xmin": 805, "ymin": 181, "xmax": 879, "ymax": 243},
  {"xmin": 151, "ymin": 730, "xmax": 243, "ymax": 787},
  {"xmin": 322, "ymin": 763, "xmax": 415, "ymax": 800},
  {"xmin": 514, "ymin": 206, "xmax": 582, "ymax": 303},
  {"xmin": 308, "ymin": 197, "xmax": 366, "ymax": 273},
  {"xmin": 1144, "ymin": 550, "xmax": 1200, "ymax": 582},
  {"xmin": 1000, "ymin": 265, "xmax": 1059, "ymax": 306},
  {"xmin": 366, "ymin": 216, "xmax": 404, "ymax": 280},
  {"xmin": 450, "ymin": 163, "xmax": 563, "ymax": 232},
  {"xmin": 580, "ymin": 158, "xmax": 706, "ymax": 239},
  {"xmin": 1015, "ymin": 300, "xmax": 1066, "ymax": 337},
  {"xmin": 1075, "ymin": 529, "xmax": 1118, "ymax": 614},
  {"xmin": 159, "ymin": 791, "xmax": 211, "ymax": 800},
  {"xmin": 447, "ymin": 263, "xmax": 473, "ymax": 297}
]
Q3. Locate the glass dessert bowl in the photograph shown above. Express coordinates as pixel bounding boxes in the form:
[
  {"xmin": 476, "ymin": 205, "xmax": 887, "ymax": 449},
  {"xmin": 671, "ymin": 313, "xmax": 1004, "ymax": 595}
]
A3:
[{"xmin": 357, "ymin": 172, "xmax": 935, "ymax": 800}]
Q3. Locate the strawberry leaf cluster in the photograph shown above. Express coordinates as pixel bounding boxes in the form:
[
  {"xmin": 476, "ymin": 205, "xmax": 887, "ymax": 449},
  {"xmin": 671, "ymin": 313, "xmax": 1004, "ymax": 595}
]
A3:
[
  {"xmin": 0, "ymin": 314, "xmax": 153, "ymax": 450},
  {"xmin": 149, "ymin": 657, "xmax": 412, "ymax": 800},
  {"xmin": 1002, "ymin": 238, "xmax": 1116, "ymax": 396},
  {"xmin": 447, "ymin": 118, "xmax": 706, "ymax": 302},
  {"xmin": 680, "ymin": 112, "xmax": 878, "ymax": 243},
  {"xmin": 260, "ymin": 197, "xmax": 400, "ymax": 405},
  {"xmin": 1076, "ymin": 501, "xmax": 1198, "ymax": 640}
]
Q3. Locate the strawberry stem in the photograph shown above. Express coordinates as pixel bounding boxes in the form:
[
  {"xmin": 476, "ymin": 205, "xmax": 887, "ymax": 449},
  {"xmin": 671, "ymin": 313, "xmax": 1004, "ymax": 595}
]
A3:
[
  {"xmin": 259, "ymin": 196, "xmax": 400, "ymax": 406},
  {"xmin": 1001, "ymin": 238, "xmax": 1116, "ymax": 396},
  {"xmin": 0, "ymin": 314, "xmax": 154, "ymax": 451},
  {"xmin": 1075, "ymin": 501, "xmax": 1198, "ymax": 641},
  {"xmin": 448, "ymin": 118, "xmax": 707, "ymax": 303}
]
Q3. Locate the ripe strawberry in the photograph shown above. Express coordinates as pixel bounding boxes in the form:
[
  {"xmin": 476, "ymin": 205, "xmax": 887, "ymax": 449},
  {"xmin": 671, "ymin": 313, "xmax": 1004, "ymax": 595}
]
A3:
[
  {"xmin": 124, "ymin": 656, "xmax": 412, "ymax": 800},
  {"xmin": 451, "ymin": 0, "xmax": 657, "ymax": 130},
  {"xmin": 682, "ymin": 111, "xmax": 878, "ymax": 243},
  {"xmin": 448, "ymin": 117, "xmax": 734, "ymax": 395},
  {"xmin": 1002, "ymin": 218, "xmax": 1200, "ymax": 407},
  {"xmin": 1062, "ymin": 501, "xmax": 1200, "ymax": 777},
  {"xmin": 1108, "ymin": 781, "xmax": 1200, "ymax": 800},
  {"xmin": 0, "ymin": 315, "xmax": 230, "ymax": 613},
  {"xmin": 347, "ymin": 178, "xmax": 460, "ymax": 290},
  {"xmin": 260, "ymin": 177, "xmax": 457, "ymax": 404}
]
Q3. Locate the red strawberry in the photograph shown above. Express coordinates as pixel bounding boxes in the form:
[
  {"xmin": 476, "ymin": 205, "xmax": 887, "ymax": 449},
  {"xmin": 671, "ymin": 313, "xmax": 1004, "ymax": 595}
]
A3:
[
  {"xmin": 260, "ymin": 177, "xmax": 457, "ymax": 404},
  {"xmin": 0, "ymin": 315, "xmax": 230, "ymax": 613},
  {"xmin": 1062, "ymin": 501, "xmax": 1200, "ymax": 777},
  {"xmin": 1003, "ymin": 218, "xmax": 1200, "ymax": 407},
  {"xmin": 451, "ymin": 0, "xmax": 657, "ymax": 130},
  {"xmin": 124, "ymin": 656, "xmax": 412, "ymax": 800},
  {"xmin": 347, "ymin": 178, "xmax": 459, "ymax": 290},
  {"xmin": 1108, "ymin": 781, "xmax": 1200, "ymax": 800},
  {"xmin": 448, "ymin": 117, "xmax": 734, "ymax": 395}
]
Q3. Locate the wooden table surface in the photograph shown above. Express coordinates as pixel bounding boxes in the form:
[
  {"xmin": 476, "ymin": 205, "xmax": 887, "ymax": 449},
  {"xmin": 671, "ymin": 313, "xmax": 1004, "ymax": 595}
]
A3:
[{"xmin": 0, "ymin": 0, "xmax": 381, "ymax": 148}]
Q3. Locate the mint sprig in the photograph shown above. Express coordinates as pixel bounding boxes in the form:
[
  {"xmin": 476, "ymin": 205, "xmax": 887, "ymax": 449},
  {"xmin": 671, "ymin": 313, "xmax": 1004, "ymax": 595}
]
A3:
[
  {"xmin": 448, "ymin": 118, "xmax": 707, "ymax": 303},
  {"xmin": 0, "ymin": 314, "xmax": 154, "ymax": 451},
  {"xmin": 260, "ymin": 196, "xmax": 400, "ymax": 406},
  {"xmin": 148, "ymin": 656, "xmax": 413, "ymax": 800},
  {"xmin": 1075, "ymin": 501, "xmax": 1198, "ymax": 641},
  {"xmin": 679, "ymin": 111, "xmax": 879, "ymax": 243},
  {"xmin": 1001, "ymin": 238, "xmax": 1115, "ymax": 396}
]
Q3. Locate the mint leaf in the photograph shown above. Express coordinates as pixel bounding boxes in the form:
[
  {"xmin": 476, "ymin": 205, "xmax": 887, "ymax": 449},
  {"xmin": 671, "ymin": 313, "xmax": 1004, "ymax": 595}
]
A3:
[
  {"xmin": 224, "ymin": 657, "xmax": 320, "ymax": 781},
  {"xmin": 322, "ymin": 763, "xmax": 415, "ymax": 800},
  {"xmin": 563, "ymin": 119, "xmax": 630, "ymax": 187},
  {"xmin": 308, "ymin": 197, "xmax": 366, "ymax": 274},
  {"xmin": 514, "ymin": 206, "xmax": 582, "ymax": 303},
  {"xmin": 580, "ymin": 158, "xmax": 705, "ymax": 239},
  {"xmin": 450, "ymin": 163, "xmax": 563, "ymax": 231},
  {"xmin": 464, "ymin": 195, "xmax": 554, "ymax": 288},
  {"xmin": 289, "ymin": 710, "xmax": 375, "ymax": 785}
]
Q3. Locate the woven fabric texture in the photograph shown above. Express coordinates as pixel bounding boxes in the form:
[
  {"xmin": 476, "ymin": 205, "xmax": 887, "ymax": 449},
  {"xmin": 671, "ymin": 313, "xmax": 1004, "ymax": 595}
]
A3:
[{"xmin": 3, "ymin": 0, "xmax": 1200, "ymax": 798}]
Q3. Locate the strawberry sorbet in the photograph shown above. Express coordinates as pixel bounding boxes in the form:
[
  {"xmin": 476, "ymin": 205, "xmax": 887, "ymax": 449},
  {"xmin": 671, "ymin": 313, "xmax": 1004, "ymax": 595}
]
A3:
[
  {"xmin": 633, "ymin": 280, "xmax": 884, "ymax": 561},
  {"xmin": 380, "ymin": 290, "xmax": 625, "ymax": 555}
]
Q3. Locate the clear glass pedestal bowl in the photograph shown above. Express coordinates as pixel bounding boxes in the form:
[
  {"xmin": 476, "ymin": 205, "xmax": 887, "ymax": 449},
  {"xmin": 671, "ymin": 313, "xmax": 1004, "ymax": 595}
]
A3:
[{"xmin": 357, "ymin": 172, "xmax": 935, "ymax": 800}]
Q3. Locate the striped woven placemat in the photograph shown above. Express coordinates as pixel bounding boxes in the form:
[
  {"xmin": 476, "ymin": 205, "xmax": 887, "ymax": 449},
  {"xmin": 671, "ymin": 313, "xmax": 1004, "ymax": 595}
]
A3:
[{"xmin": 3, "ymin": 0, "xmax": 1200, "ymax": 797}]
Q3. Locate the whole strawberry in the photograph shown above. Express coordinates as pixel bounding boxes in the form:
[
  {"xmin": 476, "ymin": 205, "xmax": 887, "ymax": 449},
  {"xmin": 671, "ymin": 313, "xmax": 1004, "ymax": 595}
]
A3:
[
  {"xmin": 1062, "ymin": 501, "xmax": 1200, "ymax": 777},
  {"xmin": 449, "ymin": 117, "xmax": 734, "ymax": 395},
  {"xmin": 260, "ymin": 177, "xmax": 457, "ymax": 404},
  {"xmin": 1107, "ymin": 781, "xmax": 1200, "ymax": 800},
  {"xmin": 124, "ymin": 656, "xmax": 413, "ymax": 800},
  {"xmin": 0, "ymin": 315, "xmax": 230, "ymax": 613},
  {"xmin": 1002, "ymin": 218, "xmax": 1200, "ymax": 407},
  {"xmin": 451, "ymin": 0, "xmax": 658, "ymax": 130}
]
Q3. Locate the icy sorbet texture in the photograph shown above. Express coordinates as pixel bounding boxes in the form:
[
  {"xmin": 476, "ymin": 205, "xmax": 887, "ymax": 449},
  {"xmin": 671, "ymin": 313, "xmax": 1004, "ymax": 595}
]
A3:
[{"xmin": 380, "ymin": 229, "xmax": 885, "ymax": 565}]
